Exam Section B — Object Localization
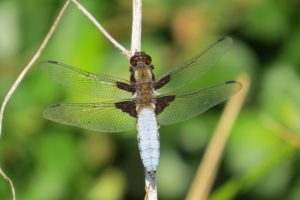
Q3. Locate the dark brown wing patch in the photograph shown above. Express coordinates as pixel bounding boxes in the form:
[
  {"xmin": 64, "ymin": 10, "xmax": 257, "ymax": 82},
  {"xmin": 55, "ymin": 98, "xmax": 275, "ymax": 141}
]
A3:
[
  {"xmin": 155, "ymin": 95, "xmax": 175, "ymax": 115},
  {"xmin": 116, "ymin": 81, "xmax": 136, "ymax": 92},
  {"xmin": 115, "ymin": 101, "xmax": 137, "ymax": 117},
  {"xmin": 154, "ymin": 75, "xmax": 171, "ymax": 90}
]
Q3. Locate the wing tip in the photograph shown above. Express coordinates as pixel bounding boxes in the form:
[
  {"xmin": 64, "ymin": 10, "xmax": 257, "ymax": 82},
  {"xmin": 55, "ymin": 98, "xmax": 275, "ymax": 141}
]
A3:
[
  {"xmin": 49, "ymin": 103, "xmax": 61, "ymax": 108},
  {"xmin": 225, "ymin": 80, "xmax": 243, "ymax": 92},
  {"xmin": 42, "ymin": 104, "xmax": 61, "ymax": 119},
  {"xmin": 39, "ymin": 60, "xmax": 59, "ymax": 65},
  {"xmin": 225, "ymin": 80, "xmax": 242, "ymax": 86},
  {"xmin": 225, "ymin": 80, "xmax": 236, "ymax": 84},
  {"xmin": 47, "ymin": 60, "xmax": 59, "ymax": 64},
  {"xmin": 38, "ymin": 60, "xmax": 60, "ymax": 70},
  {"xmin": 42, "ymin": 109, "xmax": 50, "ymax": 119},
  {"xmin": 218, "ymin": 36, "xmax": 233, "ymax": 44}
]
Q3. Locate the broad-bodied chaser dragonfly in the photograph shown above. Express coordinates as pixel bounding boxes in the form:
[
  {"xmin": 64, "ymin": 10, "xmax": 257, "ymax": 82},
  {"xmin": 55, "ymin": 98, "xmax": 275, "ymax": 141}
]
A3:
[{"xmin": 41, "ymin": 37, "xmax": 242, "ymax": 178}]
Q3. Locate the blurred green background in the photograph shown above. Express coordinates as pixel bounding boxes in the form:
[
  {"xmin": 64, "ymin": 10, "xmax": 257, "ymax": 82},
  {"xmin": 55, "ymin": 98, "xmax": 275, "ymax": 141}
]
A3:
[{"xmin": 1, "ymin": 0, "xmax": 300, "ymax": 199}]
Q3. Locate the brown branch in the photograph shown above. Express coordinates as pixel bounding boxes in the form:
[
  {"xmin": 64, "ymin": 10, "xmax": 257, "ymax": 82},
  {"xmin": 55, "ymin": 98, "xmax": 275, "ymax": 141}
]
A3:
[{"xmin": 186, "ymin": 74, "xmax": 250, "ymax": 200}]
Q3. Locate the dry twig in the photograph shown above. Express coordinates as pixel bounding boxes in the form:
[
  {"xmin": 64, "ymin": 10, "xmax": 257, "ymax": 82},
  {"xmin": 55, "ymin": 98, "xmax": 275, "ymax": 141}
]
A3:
[
  {"xmin": 131, "ymin": 0, "xmax": 142, "ymax": 54},
  {"xmin": 130, "ymin": 0, "xmax": 158, "ymax": 199},
  {"xmin": 261, "ymin": 113, "xmax": 300, "ymax": 149},
  {"xmin": 71, "ymin": 0, "xmax": 130, "ymax": 57},
  {"xmin": 0, "ymin": 1, "xmax": 72, "ymax": 199},
  {"xmin": 0, "ymin": 168, "xmax": 16, "ymax": 200},
  {"xmin": 186, "ymin": 74, "xmax": 250, "ymax": 200},
  {"xmin": 0, "ymin": 0, "xmax": 155, "ymax": 199}
]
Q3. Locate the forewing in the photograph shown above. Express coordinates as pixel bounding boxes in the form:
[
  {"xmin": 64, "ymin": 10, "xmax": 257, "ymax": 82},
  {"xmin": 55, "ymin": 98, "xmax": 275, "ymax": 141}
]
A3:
[
  {"xmin": 40, "ymin": 61, "xmax": 132, "ymax": 99},
  {"xmin": 43, "ymin": 102, "xmax": 135, "ymax": 132},
  {"xmin": 156, "ymin": 37, "xmax": 233, "ymax": 93},
  {"xmin": 157, "ymin": 81, "xmax": 242, "ymax": 125}
]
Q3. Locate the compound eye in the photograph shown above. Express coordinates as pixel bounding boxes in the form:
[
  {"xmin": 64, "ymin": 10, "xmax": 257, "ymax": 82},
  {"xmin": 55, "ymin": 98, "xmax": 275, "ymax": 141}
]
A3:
[
  {"xmin": 145, "ymin": 55, "xmax": 152, "ymax": 65},
  {"xmin": 130, "ymin": 56, "xmax": 137, "ymax": 66}
]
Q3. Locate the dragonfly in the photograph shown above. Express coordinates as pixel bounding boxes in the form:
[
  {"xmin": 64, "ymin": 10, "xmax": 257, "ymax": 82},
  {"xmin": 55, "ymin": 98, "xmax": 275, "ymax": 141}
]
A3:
[{"xmin": 40, "ymin": 37, "xmax": 242, "ymax": 178}]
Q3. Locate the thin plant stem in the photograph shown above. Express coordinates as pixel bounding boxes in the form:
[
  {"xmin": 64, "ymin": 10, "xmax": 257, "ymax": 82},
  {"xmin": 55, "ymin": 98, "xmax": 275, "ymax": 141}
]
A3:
[
  {"xmin": 144, "ymin": 171, "xmax": 158, "ymax": 200},
  {"xmin": 0, "ymin": 1, "xmax": 72, "ymax": 199},
  {"xmin": 130, "ymin": 0, "xmax": 157, "ymax": 199},
  {"xmin": 261, "ymin": 113, "xmax": 300, "ymax": 149},
  {"xmin": 0, "ymin": 0, "xmax": 71, "ymax": 137},
  {"xmin": 0, "ymin": 168, "xmax": 16, "ymax": 200},
  {"xmin": 0, "ymin": 0, "xmax": 154, "ymax": 199},
  {"xmin": 71, "ymin": 0, "xmax": 131, "ymax": 57},
  {"xmin": 186, "ymin": 74, "xmax": 250, "ymax": 200},
  {"xmin": 131, "ymin": 0, "xmax": 142, "ymax": 54}
]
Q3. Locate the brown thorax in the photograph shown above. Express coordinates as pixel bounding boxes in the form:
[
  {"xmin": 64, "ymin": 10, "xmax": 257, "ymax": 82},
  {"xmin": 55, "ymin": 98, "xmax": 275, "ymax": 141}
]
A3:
[{"xmin": 130, "ymin": 52, "xmax": 156, "ymax": 105}]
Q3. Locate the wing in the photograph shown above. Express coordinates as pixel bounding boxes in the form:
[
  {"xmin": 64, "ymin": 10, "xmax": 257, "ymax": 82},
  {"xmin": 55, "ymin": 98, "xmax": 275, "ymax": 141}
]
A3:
[
  {"xmin": 40, "ymin": 61, "xmax": 133, "ymax": 99},
  {"xmin": 156, "ymin": 81, "xmax": 242, "ymax": 125},
  {"xmin": 43, "ymin": 102, "xmax": 136, "ymax": 132},
  {"xmin": 155, "ymin": 37, "xmax": 233, "ymax": 93}
]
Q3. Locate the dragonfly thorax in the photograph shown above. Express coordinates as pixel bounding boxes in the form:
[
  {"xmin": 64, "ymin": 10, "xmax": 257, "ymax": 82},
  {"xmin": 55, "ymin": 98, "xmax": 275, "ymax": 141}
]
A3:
[
  {"xmin": 134, "ymin": 83, "xmax": 156, "ymax": 104},
  {"xmin": 129, "ymin": 52, "xmax": 156, "ymax": 105},
  {"xmin": 134, "ymin": 67, "xmax": 153, "ymax": 82}
]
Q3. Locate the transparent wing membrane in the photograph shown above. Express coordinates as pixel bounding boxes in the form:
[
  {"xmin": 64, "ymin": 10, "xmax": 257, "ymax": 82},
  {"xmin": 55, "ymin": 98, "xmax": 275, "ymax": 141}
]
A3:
[
  {"xmin": 157, "ymin": 81, "xmax": 242, "ymax": 125},
  {"xmin": 41, "ymin": 38, "xmax": 240, "ymax": 131},
  {"xmin": 40, "ymin": 61, "xmax": 131, "ymax": 99},
  {"xmin": 43, "ymin": 102, "xmax": 135, "ymax": 132},
  {"xmin": 156, "ymin": 37, "xmax": 233, "ymax": 93}
]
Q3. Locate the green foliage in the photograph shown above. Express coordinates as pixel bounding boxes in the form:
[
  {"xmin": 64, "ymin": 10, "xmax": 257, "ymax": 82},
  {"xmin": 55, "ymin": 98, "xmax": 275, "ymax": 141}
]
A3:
[{"xmin": 1, "ymin": 0, "xmax": 300, "ymax": 199}]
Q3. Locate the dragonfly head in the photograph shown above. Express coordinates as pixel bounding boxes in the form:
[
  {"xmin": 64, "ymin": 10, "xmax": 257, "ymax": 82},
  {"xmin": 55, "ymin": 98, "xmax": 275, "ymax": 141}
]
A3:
[
  {"xmin": 130, "ymin": 52, "xmax": 152, "ymax": 67},
  {"xmin": 130, "ymin": 52, "xmax": 155, "ymax": 83}
]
